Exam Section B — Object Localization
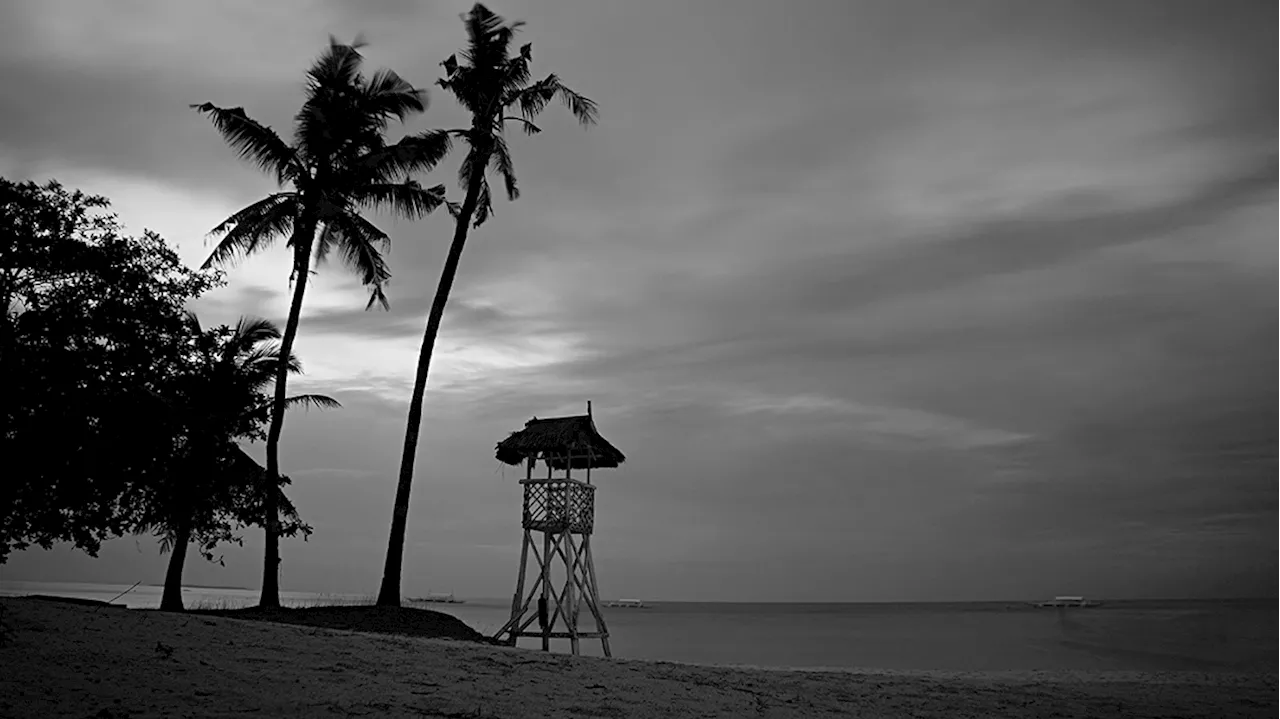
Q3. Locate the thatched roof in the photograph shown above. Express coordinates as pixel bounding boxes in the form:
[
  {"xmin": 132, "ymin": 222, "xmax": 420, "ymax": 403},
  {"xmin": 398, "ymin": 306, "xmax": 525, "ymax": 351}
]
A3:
[{"xmin": 495, "ymin": 412, "xmax": 626, "ymax": 470}]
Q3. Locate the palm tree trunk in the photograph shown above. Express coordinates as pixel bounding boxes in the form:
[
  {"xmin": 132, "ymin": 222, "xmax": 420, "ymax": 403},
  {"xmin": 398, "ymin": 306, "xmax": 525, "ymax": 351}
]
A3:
[
  {"xmin": 377, "ymin": 159, "xmax": 487, "ymax": 607},
  {"xmin": 260, "ymin": 226, "xmax": 315, "ymax": 608},
  {"xmin": 159, "ymin": 524, "xmax": 192, "ymax": 612}
]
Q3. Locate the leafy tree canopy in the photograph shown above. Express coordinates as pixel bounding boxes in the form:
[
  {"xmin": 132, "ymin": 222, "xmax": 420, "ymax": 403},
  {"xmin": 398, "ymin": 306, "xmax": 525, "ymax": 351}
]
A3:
[{"xmin": 0, "ymin": 178, "xmax": 219, "ymax": 562}]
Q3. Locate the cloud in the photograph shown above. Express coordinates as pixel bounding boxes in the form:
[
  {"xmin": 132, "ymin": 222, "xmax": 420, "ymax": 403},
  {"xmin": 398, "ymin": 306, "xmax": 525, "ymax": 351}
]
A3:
[{"xmin": 1, "ymin": 0, "xmax": 1274, "ymax": 601}]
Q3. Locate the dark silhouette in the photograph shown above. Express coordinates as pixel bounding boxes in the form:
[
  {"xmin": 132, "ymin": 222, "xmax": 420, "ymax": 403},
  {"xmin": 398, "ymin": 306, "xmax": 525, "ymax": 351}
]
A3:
[
  {"xmin": 193, "ymin": 39, "xmax": 451, "ymax": 607},
  {"xmin": 140, "ymin": 315, "xmax": 334, "ymax": 612},
  {"xmin": 1, "ymin": 179, "xmax": 217, "ymax": 562},
  {"xmin": 1, "ymin": 180, "xmax": 336, "ymax": 608},
  {"xmin": 377, "ymin": 2, "xmax": 598, "ymax": 608}
]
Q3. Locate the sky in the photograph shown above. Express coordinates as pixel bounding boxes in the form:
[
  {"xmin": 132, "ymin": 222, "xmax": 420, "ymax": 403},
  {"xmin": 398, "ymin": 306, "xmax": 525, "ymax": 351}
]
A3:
[{"xmin": 0, "ymin": 0, "xmax": 1275, "ymax": 602}]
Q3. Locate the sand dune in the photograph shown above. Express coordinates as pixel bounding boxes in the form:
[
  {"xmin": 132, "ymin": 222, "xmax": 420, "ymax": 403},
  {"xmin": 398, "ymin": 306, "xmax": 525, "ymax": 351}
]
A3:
[{"xmin": 1, "ymin": 597, "xmax": 1274, "ymax": 718}]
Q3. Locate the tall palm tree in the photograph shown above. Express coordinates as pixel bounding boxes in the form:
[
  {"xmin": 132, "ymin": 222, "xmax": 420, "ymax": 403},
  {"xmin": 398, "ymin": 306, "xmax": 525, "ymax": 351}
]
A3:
[
  {"xmin": 147, "ymin": 315, "xmax": 337, "ymax": 612},
  {"xmin": 194, "ymin": 39, "xmax": 451, "ymax": 607},
  {"xmin": 376, "ymin": 3, "xmax": 598, "ymax": 607}
]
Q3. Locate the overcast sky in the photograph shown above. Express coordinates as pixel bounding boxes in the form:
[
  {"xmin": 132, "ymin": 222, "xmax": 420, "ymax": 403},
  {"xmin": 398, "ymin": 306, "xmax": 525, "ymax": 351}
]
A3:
[{"xmin": 1, "ymin": 0, "xmax": 1275, "ymax": 602}]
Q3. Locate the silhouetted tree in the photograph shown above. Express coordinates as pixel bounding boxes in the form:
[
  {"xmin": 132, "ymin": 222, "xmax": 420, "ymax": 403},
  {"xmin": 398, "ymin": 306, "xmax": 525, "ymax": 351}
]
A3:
[
  {"xmin": 194, "ymin": 39, "xmax": 451, "ymax": 607},
  {"xmin": 377, "ymin": 3, "xmax": 598, "ymax": 606},
  {"xmin": 139, "ymin": 315, "xmax": 335, "ymax": 611},
  {"xmin": 1, "ymin": 179, "xmax": 217, "ymax": 562}
]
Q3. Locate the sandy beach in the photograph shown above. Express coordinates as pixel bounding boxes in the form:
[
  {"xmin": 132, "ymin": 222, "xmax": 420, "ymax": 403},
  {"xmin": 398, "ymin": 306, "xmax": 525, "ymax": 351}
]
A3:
[{"xmin": 1, "ymin": 597, "xmax": 1274, "ymax": 719}]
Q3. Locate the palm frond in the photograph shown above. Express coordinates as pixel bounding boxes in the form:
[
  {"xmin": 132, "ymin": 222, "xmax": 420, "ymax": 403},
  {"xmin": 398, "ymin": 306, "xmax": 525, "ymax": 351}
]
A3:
[
  {"xmin": 355, "ymin": 130, "xmax": 453, "ymax": 183},
  {"xmin": 502, "ymin": 116, "xmax": 541, "ymax": 135},
  {"xmin": 320, "ymin": 212, "xmax": 394, "ymax": 308},
  {"xmin": 453, "ymin": 5, "xmax": 528, "ymax": 120},
  {"xmin": 306, "ymin": 39, "xmax": 366, "ymax": 96},
  {"xmin": 500, "ymin": 59, "xmax": 532, "ymax": 98},
  {"xmin": 464, "ymin": 4, "xmax": 521, "ymax": 62},
  {"xmin": 365, "ymin": 284, "xmax": 389, "ymax": 311},
  {"xmin": 296, "ymin": 40, "xmax": 369, "ymax": 156},
  {"xmin": 313, "ymin": 220, "xmax": 335, "ymax": 266},
  {"xmin": 237, "ymin": 341, "xmax": 302, "ymax": 379},
  {"xmin": 472, "ymin": 177, "xmax": 493, "ymax": 227},
  {"xmin": 182, "ymin": 310, "xmax": 203, "ymax": 336},
  {"xmin": 363, "ymin": 68, "xmax": 428, "ymax": 123},
  {"xmin": 510, "ymin": 75, "xmax": 598, "ymax": 126},
  {"xmin": 349, "ymin": 181, "xmax": 447, "ymax": 220},
  {"xmin": 236, "ymin": 345, "xmax": 283, "ymax": 381},
  {"xmin": 457, "ymin": 142, "xmax": 484, "ymax": 190},
  {"xmin": 191, "ymin": 103, "xmax": 300, "ymax": 184},
  {"xmin": 555, "ymin": 85, "xmax": 598, "ymax": 126},
  {"xmin": 229, "ymin": 316, "xmax": 281, "ymax": 353},
  {"xmin": 204, "ymin": 194, "xmax": 299, "ymax": 269},
  {"xmin": 285, "ymin": 394, "xmax": 342, "ymax": 411},
  {"xmin": 489, "ymin": 134, "xmax": 518, "ymax": 201}
]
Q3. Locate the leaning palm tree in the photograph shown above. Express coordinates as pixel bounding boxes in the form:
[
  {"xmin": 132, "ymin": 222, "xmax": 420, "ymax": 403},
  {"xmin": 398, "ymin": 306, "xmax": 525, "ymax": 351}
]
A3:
[
  {"xmin": 147, "ymin": 315, "xmax": 338, "ymax": 612},
  {"xmin": 377, "ymin": 3, "xmax": 598, "ymax": 607},
  {"xmin": 194, "ymin": 38, "xmax": 451, "ymax": 607}
]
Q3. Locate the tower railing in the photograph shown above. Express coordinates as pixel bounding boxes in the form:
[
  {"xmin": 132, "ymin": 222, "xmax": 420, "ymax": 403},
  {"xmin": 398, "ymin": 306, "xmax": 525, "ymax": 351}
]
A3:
[{"xmin": 520, "ymin": 478, "xmax": 595, "ymax": 535}]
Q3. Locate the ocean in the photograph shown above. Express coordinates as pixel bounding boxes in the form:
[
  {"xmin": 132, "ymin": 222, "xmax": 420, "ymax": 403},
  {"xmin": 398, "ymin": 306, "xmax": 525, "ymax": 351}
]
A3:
[{"xmin": 1, "ymin": 581, "xmax": 1273, "ymax": 673}]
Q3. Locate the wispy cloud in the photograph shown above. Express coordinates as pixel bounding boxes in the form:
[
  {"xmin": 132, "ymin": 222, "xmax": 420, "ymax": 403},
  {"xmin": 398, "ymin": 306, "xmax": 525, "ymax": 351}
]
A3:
[{"xmin": 0, "ymin": 0, "xmax": 1273, "ymax": 600}]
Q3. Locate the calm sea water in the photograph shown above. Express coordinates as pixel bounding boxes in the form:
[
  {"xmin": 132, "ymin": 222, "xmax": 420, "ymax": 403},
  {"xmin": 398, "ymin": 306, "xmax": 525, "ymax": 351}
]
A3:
[{"xmin": 2, "ymin": 581, "xmax": 1273, "ymax": 672}]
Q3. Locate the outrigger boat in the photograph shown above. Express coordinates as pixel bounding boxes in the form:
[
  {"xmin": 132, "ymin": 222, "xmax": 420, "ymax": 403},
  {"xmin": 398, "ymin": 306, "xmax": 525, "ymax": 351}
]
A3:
[
  {"xmin": 1034, "ymin": 595, "xmax": 1102, "ymax": 608},
  {"xmin": 603, "ymin": 598, "xmax": 648, "ymax": 608},
  {"xmin": 410, "ymin": 593, "xmax": 466, "ymax": 604}
]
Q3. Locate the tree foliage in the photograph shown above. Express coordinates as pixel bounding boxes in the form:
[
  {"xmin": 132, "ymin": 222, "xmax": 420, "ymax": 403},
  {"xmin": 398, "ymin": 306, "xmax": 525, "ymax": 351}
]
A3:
[
  {"xmin": 1, "ymin": 179, "xmax": 219, "ymax": 563},
  {"xmin": 137, "ymin": 315, "xmax": 328, "ymax": 610},
  {"xmin": 1, "ymin": 180, "xmax": 331, "ymax": 594},
  {"xmin": 136, "ymin": 316, "xmax": 320, "ymax": 559}
]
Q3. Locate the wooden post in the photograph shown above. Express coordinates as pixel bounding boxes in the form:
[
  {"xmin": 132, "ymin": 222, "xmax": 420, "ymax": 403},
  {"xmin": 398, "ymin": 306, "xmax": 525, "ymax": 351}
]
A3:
[
  {"xmin": 564, "ymin": 453, "xmax": 579, "ymax": 655},
  {"xmin": 505, "ymin": 458, "xmax": 536, "ymax": 646},
  {"xmin": 583, "ymin": 534, "xmax": 611, "ymax": 658},
  {"xmin": 540, "ymin": 529, "xmax": 552, "ymax": 651}
]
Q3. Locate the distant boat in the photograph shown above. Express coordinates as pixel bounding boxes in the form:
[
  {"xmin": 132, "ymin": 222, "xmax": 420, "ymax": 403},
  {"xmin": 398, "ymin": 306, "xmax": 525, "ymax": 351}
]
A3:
[
  {"xmin": 410, "ymin": 593, "xmax": 465, "ymax": 604},
  {"xmin": 603, "ymin": 598, "xmax": 648, "ymax": 608},
  {"xmin": 1034, "ymin": 595, "xmax": 1102, "ymax": 608}
]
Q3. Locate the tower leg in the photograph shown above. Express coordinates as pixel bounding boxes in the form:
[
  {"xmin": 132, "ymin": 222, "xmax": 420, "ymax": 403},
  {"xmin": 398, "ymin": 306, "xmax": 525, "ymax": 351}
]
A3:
[
  {"xmin": 582, "ymin": 534, "xmax": 611, "ymax": 658},
  {"xmin": 565, "ymin": 530, "xmax": 580, "ymax": 655},
  {"xmin": 503, "ymin": 528, "xmax": 532, "ymax": 646},
  {"xmin": 540, "ymin": 531, "xmax": 552, "ymax": 652}
]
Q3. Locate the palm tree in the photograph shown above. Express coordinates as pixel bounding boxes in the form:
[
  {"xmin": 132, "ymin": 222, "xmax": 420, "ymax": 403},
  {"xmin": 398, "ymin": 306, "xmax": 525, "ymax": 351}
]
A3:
[
  {"xmin": 147, "ymin": 315, "xmax": 338, "ymax": 612},
  {"xmin": 376, "ymin": 3, "xmax": 598, "ymax": 607},
  {"xmin": 194, "ymin": 39, "xmax": 451, "ymax": 607}
]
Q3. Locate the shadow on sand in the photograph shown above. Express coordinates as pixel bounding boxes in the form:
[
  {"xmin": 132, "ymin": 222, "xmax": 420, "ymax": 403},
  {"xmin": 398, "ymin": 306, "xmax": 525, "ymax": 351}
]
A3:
[{"xmin": 192, "ymin": 605, "xmax": 497, "ymax": 644}]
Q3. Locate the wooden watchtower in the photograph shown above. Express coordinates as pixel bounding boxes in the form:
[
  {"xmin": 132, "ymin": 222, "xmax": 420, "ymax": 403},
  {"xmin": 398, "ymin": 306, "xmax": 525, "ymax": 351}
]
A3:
[{"xmin": 492, "ymin": 402, "xmax": 626, "ymax": 657}]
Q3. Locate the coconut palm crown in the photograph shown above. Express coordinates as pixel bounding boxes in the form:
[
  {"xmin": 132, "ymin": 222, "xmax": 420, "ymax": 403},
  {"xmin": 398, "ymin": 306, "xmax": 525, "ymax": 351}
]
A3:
[{"xmin": 435, "ymin": 3, "xmax": 599, "ymax": 225}]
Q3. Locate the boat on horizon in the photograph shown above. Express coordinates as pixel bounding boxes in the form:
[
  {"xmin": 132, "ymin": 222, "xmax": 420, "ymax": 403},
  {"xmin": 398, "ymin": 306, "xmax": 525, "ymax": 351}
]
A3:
[
  {"xmin": 603, "ymin": 598, "xmax": 649, "ymax": 608},
  {"xmin": 409, "ymin": 593, "xmax": 465, "ymax": 604},
  {"xmin": 1033, "ymin": 595, "xmax": 1102, "ymax": 608}
]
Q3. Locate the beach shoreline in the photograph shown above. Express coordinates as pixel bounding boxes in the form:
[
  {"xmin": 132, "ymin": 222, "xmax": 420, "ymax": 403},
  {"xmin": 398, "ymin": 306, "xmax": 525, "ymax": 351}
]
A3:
[{"xmin": 1, "ymin": 597, "xmax": 1274, "ymax": 718}]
